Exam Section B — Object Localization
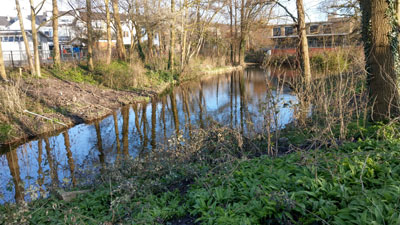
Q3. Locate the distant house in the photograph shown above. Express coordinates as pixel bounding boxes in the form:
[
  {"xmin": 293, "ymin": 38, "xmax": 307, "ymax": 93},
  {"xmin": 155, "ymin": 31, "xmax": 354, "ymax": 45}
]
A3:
[
  {"xmin": 264, "ymin": 16, "xmax": 357, "ymax": 55},
  {"xmin": 0, "ymin": 18, "xmax": 51, "ymax": 66}
]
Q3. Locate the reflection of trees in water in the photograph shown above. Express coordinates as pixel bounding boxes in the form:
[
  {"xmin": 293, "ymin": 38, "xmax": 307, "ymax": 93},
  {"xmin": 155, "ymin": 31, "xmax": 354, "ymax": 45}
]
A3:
[
  {"xmin": 37, "ymin": 140, "xmax": 45, "ymax": 194},
  {"xmin": 63, "ymin": 131, "xmax": 76, "ymax": 186},
  {"xmin": 113, "ymin": 112, "xmax": 121, "ymax": 162},
  {"xmin": 94, "ymin": 121, "xmax": 105, "ymax": 171},
  {"xmin": 141, "ymin": 103, "xmax": 149, "ymax": 148},
  {"xmin": 6, "ymin": 149, "xmax": 24, "ymax": 203},
  {"xmin": 151, "ymin": 99, "xmax": 157, "ymax": 149},
  {"xmin": 161, "ymin": 97, "xmax": 167, "ymax": 143},
  {"xmin": 181, "ymin": 87, "xmax": 192, "ymax": 136},
  {"xmin": 44, "ymin": 138, "xmax": 59, "ymax": 187},
  {"xmin": 132, "ymin": 104, "xmax": 143, "ymax": 144},
  {"xmin": 121, "ymin": 106, "xmax": 130, "ymax": 157},
  {"xmin": 170, "ymin": 90, "xmax": 180, "ymax": 134}
]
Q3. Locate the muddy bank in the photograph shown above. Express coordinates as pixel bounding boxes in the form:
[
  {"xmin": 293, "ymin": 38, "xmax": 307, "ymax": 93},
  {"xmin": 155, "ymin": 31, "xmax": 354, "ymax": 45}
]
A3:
[{"xmin": 0, "ymin": 65, "xmax": 243, "ymax": 148}]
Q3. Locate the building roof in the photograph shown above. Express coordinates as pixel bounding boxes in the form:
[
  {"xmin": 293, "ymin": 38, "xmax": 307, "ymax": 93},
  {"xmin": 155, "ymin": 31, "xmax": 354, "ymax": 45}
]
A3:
[{"xmin": 0, "ymin": 16, "xmax": 14, "ymax": 27}]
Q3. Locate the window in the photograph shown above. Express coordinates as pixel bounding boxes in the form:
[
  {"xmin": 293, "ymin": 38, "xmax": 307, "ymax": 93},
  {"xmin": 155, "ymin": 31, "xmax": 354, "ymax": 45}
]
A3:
[
  {"xmin": 322, "ymin": 24, "xmax": 332, "ymax": 34},
  {"xmin": 2, "ymin": 37, "xmax": 7, "ymax": 42},
  {"xmin": 45, "ymin": 31, "xmax": 50, "ymax": 36},
  {"xmin": 8, "ymin": 36, "xmax": 14, "ymax": 42},
  {"xmin": 310, "ymin": 25, "xmax": 319, "ymax": 34},
  {"xmin": 285, "ymin": 26, "xmax": 294, "ymax": 36},
  {"xmin": 273, "ymin": 27, "xmax": 281, "ymax": 36}
]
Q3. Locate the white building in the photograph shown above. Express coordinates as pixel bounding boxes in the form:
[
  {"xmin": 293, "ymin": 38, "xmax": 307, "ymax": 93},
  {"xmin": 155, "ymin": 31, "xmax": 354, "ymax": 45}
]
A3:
[{"xmin": 0, "ymin": 18, "xmax": 51, "ymax": 66}]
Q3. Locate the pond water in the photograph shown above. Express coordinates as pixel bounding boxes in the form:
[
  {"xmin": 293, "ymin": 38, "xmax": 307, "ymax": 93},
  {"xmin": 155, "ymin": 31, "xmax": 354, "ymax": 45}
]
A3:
[{"xmin": 0, "ymin": 67, "xmax": 298, "ymax": 204}]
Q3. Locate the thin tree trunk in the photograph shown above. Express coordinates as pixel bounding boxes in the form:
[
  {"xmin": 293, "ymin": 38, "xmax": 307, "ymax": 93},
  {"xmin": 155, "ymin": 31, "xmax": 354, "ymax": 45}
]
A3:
[
  {"xmin": 229, "ymin": 0, "xmax": 234, "ymax": 65},
  {"xmin": 105, "ymin": 0, "xmax": 112, "ymax": 64},
  {"xmin": 15, "ymin": 0, "xmax": 35, "ymax": 75},
  {"xmin": 238, "ymin": 0, "xmax": 245, "ymax": 65},
  {"xmin": 86, "ymin": 0, "xmax": 94, "ymax": 71},
  {"xmin": 0, "ymin": 41, "xmax": 6, "ymax": 80},
  {"xmin": 168, "ymin": 0, "xmax": 176, "ymax": 70},
  {"xmin": 29, "ymin": 0, "xmax": 41, "ymax": 77},
  {"xmin": 369, "ymin": 0, "xmax": 400, "ymax": 119},
  {"xmin": 52, "ymin": 0, "xmax": 60, "ymax": 67},
  {"xmin": 296, "ymin": 0, "xmax": 311, "ymax": 86},
  {"xmin": 180, "ymin": 0, "xmax": 187, "ymax": 69},
  {"xmin": 112, "ymin": 0, "xmax": 126, "ymax": 60}
]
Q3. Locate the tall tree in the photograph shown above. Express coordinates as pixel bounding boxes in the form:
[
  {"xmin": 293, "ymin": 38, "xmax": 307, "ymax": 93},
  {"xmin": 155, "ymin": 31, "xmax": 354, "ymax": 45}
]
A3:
[
  {"xmin": 361, "ymin": 0, "xmax": 400, "ymax": 120},
  {"xmin": 168, "ymin": 0, "xmax": 176, "ymax": 70},
  {"xmin": 52, "ymin": 0, "xmax": 60, "ymax": 67},
  {"xmin": 112, "ymin": 0, "xmax": 127, "ymax": 60},
  {"xmin": 0, "ymin": 41, "xmax": 6, "ymax": 80},
  {"xmin": 86, "ymin": 0, "xmax": 94, "ymax": 71},
  {"xmin": 29, "ymin": 0, "xmax": 42, "ymax": 77},
  {"xmin": 15, "ymin": 0, "xmax": 35, "ymax": 75},
  {"xmin": 296, "ymin": 0, "xmax": 311, "ymax": 85},
  {"xmin": 105, "ymin": 0, "xmax": 112, "ymax": 64}
]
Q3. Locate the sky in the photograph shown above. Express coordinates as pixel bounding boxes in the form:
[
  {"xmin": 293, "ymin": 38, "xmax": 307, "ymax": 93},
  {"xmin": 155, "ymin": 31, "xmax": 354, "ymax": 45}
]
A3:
[{"xmin": 1, "ymin": 0, "xmax": 326, "ymax": 23}]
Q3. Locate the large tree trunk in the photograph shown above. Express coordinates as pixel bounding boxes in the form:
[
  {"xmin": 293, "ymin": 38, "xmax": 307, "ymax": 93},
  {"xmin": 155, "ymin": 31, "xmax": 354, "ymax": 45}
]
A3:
[
  {"xmin": 168, "ymin": 0, "xmax": 176, "ymax": 70},
  {"xmin": 15, "ymin": 0, "xmax": 35, "ymax": 75},
  {"xmin": 368, "ymin": 0, "xmax": 400, "ymax": 120},
  {"xmin": 296, "ymin": 0, "xmax": 311, "ymax": 86},
  {"xmin": 86, "ymin": 0, "xmax": 94, "ymax": 71},
  {"xmin": 105, "ymin": 0, "xmax": 112, "ymax": 64},
  {"xmin": 52, "ymin": 0, "xmax": 60, "ymax": 67},
  {"xmin": 112, "ymin": 0, "xmax": 126, "ymax": 61},
  {"xmin": 0, "ymin": 41, "xmax": 7, "ymax": 80},
  {"xmin": 29, "ymin": 0, "xmax": 41, "ymax": 77}
]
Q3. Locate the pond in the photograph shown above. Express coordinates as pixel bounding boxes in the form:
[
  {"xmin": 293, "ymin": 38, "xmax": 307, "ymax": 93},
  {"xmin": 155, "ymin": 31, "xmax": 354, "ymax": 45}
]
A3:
[{"xmin": 0, "ymin": 66, "xmax": 298, "ymax": 204}]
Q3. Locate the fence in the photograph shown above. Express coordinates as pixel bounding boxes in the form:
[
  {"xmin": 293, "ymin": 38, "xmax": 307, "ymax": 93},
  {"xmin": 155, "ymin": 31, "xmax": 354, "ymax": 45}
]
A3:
[{"xmin": 2, "ymin": 49, "xmax": 88, "ymax": 68}]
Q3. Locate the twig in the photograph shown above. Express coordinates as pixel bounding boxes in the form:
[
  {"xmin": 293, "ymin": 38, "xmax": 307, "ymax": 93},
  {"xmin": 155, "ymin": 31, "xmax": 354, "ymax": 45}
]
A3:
[{"xmin": 23, "ymin": 110, "xmax": 68, "ymax": 126}]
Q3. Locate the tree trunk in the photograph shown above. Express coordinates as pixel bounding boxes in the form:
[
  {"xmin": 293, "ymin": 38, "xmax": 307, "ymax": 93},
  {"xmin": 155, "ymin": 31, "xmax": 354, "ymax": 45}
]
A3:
[
  {"xmin": 238, "ymin": 0, "xmax": 246, "ymax": 65},
  {"xmin": 52, "ymin": 0, "xmax": 60, "ymax": 67},
  {"xmin": 168, "ymin": 0, "xmax": 176, "ymax": 70},
  {"xmin": 296, "ymin": 0, "xmax": 311, "ymax": 86},
  {"xmin": 29, "ymin": 0, "xmax": 41, "ymax": 77},
  {"xmin": 86, "ymin": 0, "xmax": 94, "ymax": 71},
  {"xmin": 105, "ymin": 0, "xmax": 112, "ymax": 64},
  {"xmin": 15, "ymin": 0, "xmax": 35, "ymax": 75},
  {"xmin": 368, "ymin": 0, "xmax": 400, "ymax": 120},
  {"xmin": 229, "ymin": 0, "xmax": 234, "ymax": 65},
  {"xmin": 0, "ymin": 41, "xmax": 6, "ymax": 80},
  {"xmin": 180, "ymin": 0, "xmax": 187, "ymax": 69},
  {"xmin": 112, "ymin": 0, "xmax": 126, "ymax": 60}
]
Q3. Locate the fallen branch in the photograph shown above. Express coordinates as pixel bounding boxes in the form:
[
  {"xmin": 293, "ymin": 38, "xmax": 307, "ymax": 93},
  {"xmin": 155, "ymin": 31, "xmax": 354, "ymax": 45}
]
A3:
[{"xmin": 23, "ymin": 110, "xmax": 68, "ymax": 126}]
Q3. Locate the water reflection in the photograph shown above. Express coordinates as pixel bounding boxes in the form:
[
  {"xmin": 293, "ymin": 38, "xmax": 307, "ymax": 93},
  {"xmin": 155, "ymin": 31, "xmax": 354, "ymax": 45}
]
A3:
[{"xmin": 0, "ymin": 67, "xmax": 298, "ymax": 203}]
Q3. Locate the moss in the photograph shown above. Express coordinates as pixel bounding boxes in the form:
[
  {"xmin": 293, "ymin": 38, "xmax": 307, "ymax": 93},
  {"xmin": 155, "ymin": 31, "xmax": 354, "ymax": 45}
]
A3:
[{"xmin": 0, "ymin": 123, "xmax": 13, "ymax": 143}]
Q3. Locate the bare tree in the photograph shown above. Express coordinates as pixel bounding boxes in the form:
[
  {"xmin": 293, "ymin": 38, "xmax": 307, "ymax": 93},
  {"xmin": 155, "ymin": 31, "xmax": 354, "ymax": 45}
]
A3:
[
  {"xmin": 168, "ymin": 0, "xmax": 176, "ymax": 70},
  {"xmin": 86, "ymin": 0, "xmax": 94, "ymax": 71},
  {"xmin": 29, "ymin": 0, "xmax": 42, "ymax": 77},
  {"xmin": 105, "ymin": 0, "xmax": 112, "ymax": 64},
  {"xmin": 296, "ymin": 0, "xmax": 311, "ymax": 85},
  {"xmin": 15, "ymin": 0, "xmax": 35, "ymax": 75},
  {"xmin": 52, "ymin": 0, "xmax": 61, "ymax": 67},
  {"xmin": 112, "ymin": 0, "xmax": 127, "ymax": 60}
]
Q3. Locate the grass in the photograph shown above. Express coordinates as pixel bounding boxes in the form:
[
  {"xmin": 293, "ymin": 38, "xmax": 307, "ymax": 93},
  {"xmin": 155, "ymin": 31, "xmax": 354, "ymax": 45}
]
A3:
[{"xmin": 2, "ymin": 121, "xmax": 400, "ymax": 224}]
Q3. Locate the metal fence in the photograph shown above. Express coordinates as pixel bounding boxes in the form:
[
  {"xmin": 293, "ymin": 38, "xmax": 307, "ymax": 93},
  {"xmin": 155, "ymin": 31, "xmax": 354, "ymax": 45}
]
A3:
[{"xmin": 2, "ymin": 49, "xmax": 88, "ymax": 68}]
